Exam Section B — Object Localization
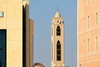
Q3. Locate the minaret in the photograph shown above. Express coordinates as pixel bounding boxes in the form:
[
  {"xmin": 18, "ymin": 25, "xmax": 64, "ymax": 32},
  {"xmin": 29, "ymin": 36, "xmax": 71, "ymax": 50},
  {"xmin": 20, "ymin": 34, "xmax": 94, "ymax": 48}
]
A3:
[{"xmin": 51, "ymin": 11, "xmax": 65, "ymax": 67}]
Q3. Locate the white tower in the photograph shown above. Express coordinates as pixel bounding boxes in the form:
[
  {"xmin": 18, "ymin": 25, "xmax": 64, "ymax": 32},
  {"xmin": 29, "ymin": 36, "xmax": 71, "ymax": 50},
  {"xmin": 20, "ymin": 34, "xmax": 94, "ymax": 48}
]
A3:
[{"xmin": 51, "ymin": 11, "xmax": 65, "ymax": 67}]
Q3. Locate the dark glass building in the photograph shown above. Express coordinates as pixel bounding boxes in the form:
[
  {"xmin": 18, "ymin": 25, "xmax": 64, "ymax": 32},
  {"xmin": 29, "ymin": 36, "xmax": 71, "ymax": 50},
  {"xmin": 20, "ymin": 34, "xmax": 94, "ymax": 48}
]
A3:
[{"xmin": 0, "ymin": 30, "xmax": 6, "ymax": 67}]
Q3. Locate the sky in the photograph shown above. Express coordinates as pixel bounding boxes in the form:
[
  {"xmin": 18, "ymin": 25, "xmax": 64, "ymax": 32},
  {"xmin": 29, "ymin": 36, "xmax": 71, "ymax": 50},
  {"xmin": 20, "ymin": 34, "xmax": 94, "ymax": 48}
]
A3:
[{"xmin": 30, "ymin": 0, "xmax": 77, "ymax": 67}]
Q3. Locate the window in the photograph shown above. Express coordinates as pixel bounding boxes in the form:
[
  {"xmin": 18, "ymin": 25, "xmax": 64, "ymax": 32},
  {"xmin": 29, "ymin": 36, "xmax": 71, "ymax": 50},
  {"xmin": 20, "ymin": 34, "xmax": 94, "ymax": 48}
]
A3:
[
  {"xmin": 96, "ymin": 12, "xmax": 98, "ymax": 25},
  {"xmin": 88, "ymin": 16, "xmax": 90, "ymax": 28},
  {"xmin": 57, "ymin": 40, "xmax": 61, "ymax": 61},
  {"xmin": 56, "ymin": 26, "xmax": 61, "ymax": 36},
  {"xmin": 88, "ymin": 0, "xmax": 89, "ymax": 3},
  {"xmin": 80, "ymin": 64, "xmax": 82, "ymax": 67},
  {"xmin": 87, "ymin": 0, "xmax": 90, "ymax": 4},
  {"xmin": 0, "ymin": 30, "xmax": 6, "ymax": 67},
  {"xmin": 0, "ymin": 11, "xmax": 4, "ymax": 17}
]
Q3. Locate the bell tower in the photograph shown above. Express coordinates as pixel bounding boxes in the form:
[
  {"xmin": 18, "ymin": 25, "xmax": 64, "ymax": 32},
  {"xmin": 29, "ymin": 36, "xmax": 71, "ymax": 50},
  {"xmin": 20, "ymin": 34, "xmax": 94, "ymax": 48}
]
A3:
[{"xmin": 51, "ymin": 11, "xmax": 65, "ymax": 67}]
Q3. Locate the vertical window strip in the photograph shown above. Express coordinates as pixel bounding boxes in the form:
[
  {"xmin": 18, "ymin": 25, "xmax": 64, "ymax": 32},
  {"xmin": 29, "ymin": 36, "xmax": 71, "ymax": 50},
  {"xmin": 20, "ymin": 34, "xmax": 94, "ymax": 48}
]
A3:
[
  {"xmin": 80, "ymin": 64, "xmax": 82, "ymax": 67},
  {"xmin": 96, "ymin": 12, "xmax": 98, "ymax": 25},
  {"xmin": 88, "ymin": 16, "xmax": 90, "ymax": 28},
  {"xmin": 88, "ymin": 0, "xmax": 89, "ymax": 4}
]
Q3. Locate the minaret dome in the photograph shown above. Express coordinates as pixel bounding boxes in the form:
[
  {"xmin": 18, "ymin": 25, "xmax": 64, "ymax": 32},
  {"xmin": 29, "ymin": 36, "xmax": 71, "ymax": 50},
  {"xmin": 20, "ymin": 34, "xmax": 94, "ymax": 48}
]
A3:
[{"xmin": 55, "ymin": 12, "xmax": 61, "ymax": 17}]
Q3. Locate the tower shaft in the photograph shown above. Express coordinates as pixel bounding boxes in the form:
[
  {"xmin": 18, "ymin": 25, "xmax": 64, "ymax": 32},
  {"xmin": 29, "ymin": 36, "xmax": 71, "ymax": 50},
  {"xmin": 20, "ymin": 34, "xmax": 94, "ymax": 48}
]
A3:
[{"xmin": 51, "ymin": 12, "xmax": 65, "ymax": 67}]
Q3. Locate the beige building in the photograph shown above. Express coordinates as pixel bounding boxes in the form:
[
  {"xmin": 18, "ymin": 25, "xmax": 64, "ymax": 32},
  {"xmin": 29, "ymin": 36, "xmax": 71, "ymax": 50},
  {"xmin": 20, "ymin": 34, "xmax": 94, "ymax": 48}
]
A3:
[
  {"xmin": 78, "ymin": 0, "xmax": 100, "ymax": 67},
  {"xmin": 51, "ymin": 11, "xmax": 65, "ymax": 67},
  {"xmin": 0, "ymin": 0, "xmax": 33, "ymax": 67}
]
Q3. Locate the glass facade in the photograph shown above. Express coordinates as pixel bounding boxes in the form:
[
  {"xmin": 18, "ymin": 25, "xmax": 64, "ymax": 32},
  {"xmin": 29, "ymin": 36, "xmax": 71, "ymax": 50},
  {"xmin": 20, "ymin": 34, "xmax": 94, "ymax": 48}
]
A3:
[{"xmin": 0, "ymin": 30, "xmax": 6, "ymax": 67}]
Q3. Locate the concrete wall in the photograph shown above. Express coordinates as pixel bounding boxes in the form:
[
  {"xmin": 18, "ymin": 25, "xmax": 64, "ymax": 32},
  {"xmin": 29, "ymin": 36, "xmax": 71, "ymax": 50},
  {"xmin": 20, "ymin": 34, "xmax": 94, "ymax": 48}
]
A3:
[
  {"xmin": 78, "ymin": 0, "xmax": 100, "ymax": 67},
  {"xmin": 0, "ymin": 0, "xmax": 23, "ymax": 67}
]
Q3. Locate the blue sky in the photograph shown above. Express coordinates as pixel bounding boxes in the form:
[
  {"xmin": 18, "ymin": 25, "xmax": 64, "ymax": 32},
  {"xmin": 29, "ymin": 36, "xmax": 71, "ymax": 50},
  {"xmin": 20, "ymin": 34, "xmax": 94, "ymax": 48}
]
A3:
[{"xmin": 30, "ymin": 0, "xmax": 77, "ymax": 67}]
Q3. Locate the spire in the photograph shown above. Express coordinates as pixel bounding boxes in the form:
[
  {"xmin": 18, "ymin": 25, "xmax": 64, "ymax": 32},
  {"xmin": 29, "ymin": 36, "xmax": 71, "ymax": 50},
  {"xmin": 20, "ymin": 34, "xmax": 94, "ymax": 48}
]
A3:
[
  {"xmin": 54, "ymin": 7, "xmax": 61, "ymax": 17},
  {"xmin": 57, "ymin": 6, "xmax": 59, "ymax": 12}
]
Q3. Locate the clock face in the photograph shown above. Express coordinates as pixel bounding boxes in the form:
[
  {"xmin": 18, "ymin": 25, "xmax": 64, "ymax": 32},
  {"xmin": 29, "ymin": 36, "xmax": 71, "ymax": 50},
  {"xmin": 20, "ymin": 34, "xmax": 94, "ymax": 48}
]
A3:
[{"xmin": 0, "ymin": 11, "xmax": 4, "ymax": 17}]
